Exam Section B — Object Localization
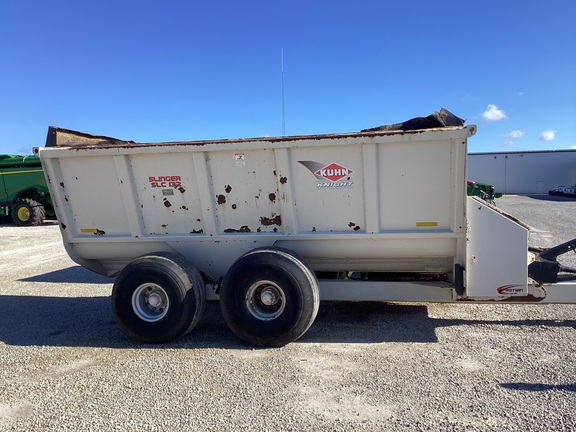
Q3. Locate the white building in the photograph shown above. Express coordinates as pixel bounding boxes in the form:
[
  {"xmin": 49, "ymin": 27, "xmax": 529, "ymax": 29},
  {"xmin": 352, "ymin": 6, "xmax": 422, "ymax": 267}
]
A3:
[{"xmin": 468, "ymin": 150, "xmax": 576, "ymax": 194}]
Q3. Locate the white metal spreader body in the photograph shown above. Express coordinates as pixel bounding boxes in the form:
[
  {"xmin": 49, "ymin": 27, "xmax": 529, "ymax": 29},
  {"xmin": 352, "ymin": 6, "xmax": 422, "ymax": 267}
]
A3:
[
  {"xmin": 40, "ymin": 126, "xmax": 470, "ymax": 276},
  {"xmin": 39, "ymin": 125, "xmax": 576, "ymax": 305}
]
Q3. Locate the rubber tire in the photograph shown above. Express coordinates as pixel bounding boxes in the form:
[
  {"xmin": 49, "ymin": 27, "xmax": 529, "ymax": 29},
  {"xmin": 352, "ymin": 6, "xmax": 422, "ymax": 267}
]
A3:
[
  {"xmin": 220, "ymin": 247, "xmax": 320, "ymax": 347},
  {"xmin": 112, "ymin": 252, "xmax": 206, "ymax": 343},
  {"xmin": 12, "ymin": 198, "xmax": 45, "ymax": 226}
]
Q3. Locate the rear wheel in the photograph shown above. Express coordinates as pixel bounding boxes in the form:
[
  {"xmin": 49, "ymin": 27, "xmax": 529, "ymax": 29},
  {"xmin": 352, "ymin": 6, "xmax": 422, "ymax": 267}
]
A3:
[
  {"xmin": 220, "ymin": 248, "xmax": 320, "ymax": 347},
  {"xmin": 12, "ymin": 198, "xmax": 45, "ymax": 226},
  {"xmin": 112, "ymin": 252, "xmax": 206, "ymax": 343}
]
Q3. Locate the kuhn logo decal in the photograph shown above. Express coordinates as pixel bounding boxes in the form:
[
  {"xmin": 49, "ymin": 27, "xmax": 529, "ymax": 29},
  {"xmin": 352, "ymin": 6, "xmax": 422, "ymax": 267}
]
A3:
[
  {"xmin": 299, "ymin": 161, "xmax": 354, "ymax": 188},
  {"xmin": 497, "ymin": 284, "xmax": 525, "ymax": 295},
  {"xmin": 314, "ymin": 163, "xmax": 353, "ymax": 182}
]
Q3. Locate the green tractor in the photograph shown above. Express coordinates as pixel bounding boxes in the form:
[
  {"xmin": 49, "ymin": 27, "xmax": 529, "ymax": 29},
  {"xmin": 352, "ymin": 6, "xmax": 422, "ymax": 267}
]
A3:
[
  {"xmin": 467, "ymin": 180, "xmax": 502, "ymax": 205},
  {"xmin": 0, "ymin": 154, "xmax": 54, "ymax": 226}
]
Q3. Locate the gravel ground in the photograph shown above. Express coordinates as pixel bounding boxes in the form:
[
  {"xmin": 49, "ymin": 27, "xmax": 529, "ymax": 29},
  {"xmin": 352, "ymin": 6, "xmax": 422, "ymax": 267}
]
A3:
[{"xmin": 0, "ymin": 195, "xmax": 575, "ymax": 431}]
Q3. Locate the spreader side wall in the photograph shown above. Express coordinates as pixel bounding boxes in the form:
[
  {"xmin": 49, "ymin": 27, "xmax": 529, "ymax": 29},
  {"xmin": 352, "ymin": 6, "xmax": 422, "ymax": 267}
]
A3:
[{"xmin": 40, "ymin": 127, "xmax": 472, "ymax": 279}]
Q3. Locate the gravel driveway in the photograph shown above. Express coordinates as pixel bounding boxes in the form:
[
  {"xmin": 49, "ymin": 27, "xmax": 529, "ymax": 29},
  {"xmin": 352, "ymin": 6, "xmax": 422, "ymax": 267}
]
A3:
[{"xmin": 0, "ymin": 195, "xmax": 575, "ymax": 431}]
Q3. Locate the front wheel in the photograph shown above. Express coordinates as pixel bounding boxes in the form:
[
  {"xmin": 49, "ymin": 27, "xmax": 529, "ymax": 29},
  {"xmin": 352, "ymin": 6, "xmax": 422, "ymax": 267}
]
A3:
[
  {"xmin": 12, "ymin": 198, "xmax": 45, "ymax": 226},
  {"xmin": 220, "ymin": 248, "xmax": 320, "ymax": 347},
  {"xmin": 112, "ymin": 252, "xmax": 206, "ymax": 343}
]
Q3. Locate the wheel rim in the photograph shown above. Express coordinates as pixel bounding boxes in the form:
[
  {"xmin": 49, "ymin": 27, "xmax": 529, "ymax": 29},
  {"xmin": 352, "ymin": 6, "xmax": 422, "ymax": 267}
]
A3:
[
  {"xmin": 132, "ymin": 283, "xmax": 170, "ymax": 322},
  {"xmin": 17, "ymin": 207, "xmax": 30, "ymax": 222},
  {"xmin": 246, "ymin": 280, "xmax": 286, "ymax": 321}
]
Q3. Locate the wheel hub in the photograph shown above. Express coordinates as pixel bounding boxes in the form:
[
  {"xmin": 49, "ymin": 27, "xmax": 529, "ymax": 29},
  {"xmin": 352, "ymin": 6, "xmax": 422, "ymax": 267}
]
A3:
[
  {"xmin": 132, "ymin": 283, "xmax": 170, "ymax": 322},
  {"xmin": 17, "ymin": 207, "xmax": 30, "ymax": 222},
  {"xmin": 147, "ymin": 292, "xmax": 163, "ymax": 308},
  {"xmin": 260, "ymin": 288, "xmax": 278, "ymax": 306},
  {"xmin": 246, "ymin": 281, "xmax": 285, "ymax": 321}
]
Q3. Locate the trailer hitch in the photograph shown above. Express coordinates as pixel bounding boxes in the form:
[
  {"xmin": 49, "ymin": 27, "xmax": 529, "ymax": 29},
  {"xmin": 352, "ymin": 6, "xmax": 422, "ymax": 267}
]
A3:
[{"xmin": 528, "ymin": 238, "xmax": 576, "ymax": 284}]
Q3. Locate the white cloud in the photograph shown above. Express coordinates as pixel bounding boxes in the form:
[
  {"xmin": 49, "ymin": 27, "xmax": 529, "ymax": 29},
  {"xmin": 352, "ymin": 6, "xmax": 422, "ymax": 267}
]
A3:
[
  {"xmin": 482, "ymin": 104, "xmax": 507, "ymax": 122},
  {"xmin": 506, "ymin": 130, "xmax": 525, "ymax": 138},
  {"xmin": 502, "ymin": 141, "xmax": 515, "ymax": 147},
  {"xmin": 539, "ymin": 130, "xmax": 556, "ymax": 141},
  {"xmin": 518, "ymin": 91, "xmax": 525, "ymax": 97}
]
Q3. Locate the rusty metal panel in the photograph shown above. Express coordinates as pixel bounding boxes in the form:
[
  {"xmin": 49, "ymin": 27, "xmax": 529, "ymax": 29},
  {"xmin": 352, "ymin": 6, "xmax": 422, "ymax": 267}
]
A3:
[
  {"xmin": 206, "ymin": 149, "xmax": 283, "ymax": 234},
  {"xmin": 127, "ymin": 152, "xmax": 205, "ymax": 236},
  {"xmin": 40, "ymin": 125, "xmax": 475, "ymax": 281}
]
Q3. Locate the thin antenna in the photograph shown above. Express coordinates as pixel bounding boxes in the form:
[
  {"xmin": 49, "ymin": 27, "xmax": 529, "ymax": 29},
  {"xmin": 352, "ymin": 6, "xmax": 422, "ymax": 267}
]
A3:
[{"xmin": 281, "ymin": 48, "xmax": 286, "ymax": 136}]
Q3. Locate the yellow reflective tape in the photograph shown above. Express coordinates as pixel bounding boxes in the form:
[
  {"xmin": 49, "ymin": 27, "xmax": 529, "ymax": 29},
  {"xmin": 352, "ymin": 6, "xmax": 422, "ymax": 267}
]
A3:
[
  {"xmin": 0, "ymin": 169, "xmax": 43, "ymax": 175},
  {"xmin": 416, "ymin": 222, "xmax": 438, "ymax": 227},
  {"xmin": 80, "ymin": 228, "xmax": 98, "ymax": 233}
]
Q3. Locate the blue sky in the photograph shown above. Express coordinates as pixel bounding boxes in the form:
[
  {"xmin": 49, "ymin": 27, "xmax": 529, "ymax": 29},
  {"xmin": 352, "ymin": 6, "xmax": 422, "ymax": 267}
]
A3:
[{"xmin": 1, "ymin": 1, "xmax": 575, "ymax": 155}]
